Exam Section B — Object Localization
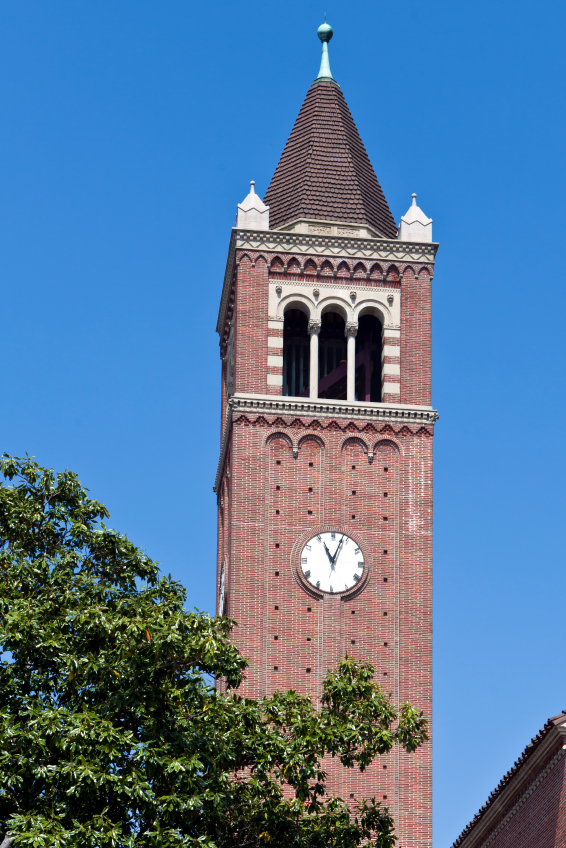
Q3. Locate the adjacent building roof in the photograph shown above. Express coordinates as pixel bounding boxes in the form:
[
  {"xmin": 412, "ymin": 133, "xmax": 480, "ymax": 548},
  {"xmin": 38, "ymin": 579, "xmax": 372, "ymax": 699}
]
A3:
[
  {"xmin": 451, "ymin": 710, "xmax": 566, "ymax": 848},
  {"xmin": 264, "ymin": 79, "xmax": 398, "ymax": 239}
]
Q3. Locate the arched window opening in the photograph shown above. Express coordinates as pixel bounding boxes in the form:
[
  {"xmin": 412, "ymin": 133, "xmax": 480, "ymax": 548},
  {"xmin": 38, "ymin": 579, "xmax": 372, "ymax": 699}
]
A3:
[
  {"xmin": 355, "ymin": 314, "xmax": 382, "ymax": 402},
  {"xmin": 318, "ymin": 311, "xmax": 347, "ymax": 400},
  {"xmin": 283, "ymin": 309, "xmax": 309, "ymax": 397}
]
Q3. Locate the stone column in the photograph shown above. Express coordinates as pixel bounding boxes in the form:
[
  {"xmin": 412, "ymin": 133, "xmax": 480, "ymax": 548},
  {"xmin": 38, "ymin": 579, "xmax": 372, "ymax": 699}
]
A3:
[
  {"xmin": 345, "ymin": 322, "xmax": 358, "ymax": 402},
  {"xmin": 308, "ymin": 319, "xmax": 321, "ymax": 399}
]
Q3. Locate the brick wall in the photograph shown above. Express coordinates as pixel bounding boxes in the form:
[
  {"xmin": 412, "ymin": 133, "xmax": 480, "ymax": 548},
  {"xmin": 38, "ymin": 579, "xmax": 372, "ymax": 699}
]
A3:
[
  {"xmin": 217, "ymin": 415, "xmax": 433, "ymax": 848},
  {"xmin": 215, "ymin": 240, "xmax": 435, "ymax": 848}
]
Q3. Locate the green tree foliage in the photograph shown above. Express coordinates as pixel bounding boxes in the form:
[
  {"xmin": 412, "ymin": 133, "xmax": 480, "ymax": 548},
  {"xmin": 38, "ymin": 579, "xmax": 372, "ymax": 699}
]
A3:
[{"xmin": 0, "ymin": 456, "xmax": 428, "ymax": 848}]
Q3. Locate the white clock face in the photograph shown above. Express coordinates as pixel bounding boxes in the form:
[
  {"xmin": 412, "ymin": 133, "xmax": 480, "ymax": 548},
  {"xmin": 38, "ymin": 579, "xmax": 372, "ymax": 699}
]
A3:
[{"xmin": 300, "ymin": 532, "xmax": 364, "ymax": 594}]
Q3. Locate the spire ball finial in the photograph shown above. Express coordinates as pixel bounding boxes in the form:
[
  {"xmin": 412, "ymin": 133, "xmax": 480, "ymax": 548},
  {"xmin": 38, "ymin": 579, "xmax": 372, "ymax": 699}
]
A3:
[
  {"xmin": 317, "ymin": 16, "xmax": 333, "ymax": 43},
  {"xmin": 250, "ymin": 180, "xmax": 256, "ymax": 194},
  {"xmin": 316, "ymin": 15, "xmax": 334, "ymax": 81},
  {"xmin": 412, "ymin": 193, "xmax": 417, "ymax": 205}
]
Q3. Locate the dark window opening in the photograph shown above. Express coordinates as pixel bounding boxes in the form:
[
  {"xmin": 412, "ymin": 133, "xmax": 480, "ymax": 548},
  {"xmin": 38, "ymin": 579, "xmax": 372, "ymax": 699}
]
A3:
[
  {"xmin": 318, "ymin": 311, "xmax": 347, "ymax": 400},
  {"xmin": 355, "ymin": 313, "xmax": 382, "ymax": 402},
  {"xmin": 283, "ymin": 309, "xmax": 310, "ymax": 397}
]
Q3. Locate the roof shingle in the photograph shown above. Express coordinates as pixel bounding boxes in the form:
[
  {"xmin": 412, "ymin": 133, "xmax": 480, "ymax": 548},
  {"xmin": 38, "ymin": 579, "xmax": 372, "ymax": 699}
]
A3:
[{"xmin": 264, "ymin": 79, "xmax": 397, "ymax": 239}]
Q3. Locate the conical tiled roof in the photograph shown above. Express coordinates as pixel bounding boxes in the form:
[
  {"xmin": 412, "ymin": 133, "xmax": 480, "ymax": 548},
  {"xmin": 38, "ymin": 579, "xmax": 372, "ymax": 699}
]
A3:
[{"xmin": 264, "ymin": 79, "xmax": 397, "ymax": 239}]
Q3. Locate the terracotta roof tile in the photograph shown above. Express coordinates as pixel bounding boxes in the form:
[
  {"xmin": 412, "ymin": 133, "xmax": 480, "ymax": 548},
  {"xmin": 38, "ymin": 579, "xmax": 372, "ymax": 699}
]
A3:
[
  {"xmin": 451, "ymin": 711, "xmax": 566, "ymax": 848},
  {"xmin": 264, "ymin": 80, "xmax": 397, "ymax": 239}
]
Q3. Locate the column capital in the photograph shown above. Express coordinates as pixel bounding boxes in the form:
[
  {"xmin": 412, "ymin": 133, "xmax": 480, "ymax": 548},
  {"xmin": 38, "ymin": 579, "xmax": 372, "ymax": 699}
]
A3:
[
  {"xmin": 308, "ymin": 319, "xmax": 322, "ymax": 335},
  {"xmin": 345, "ymin": 321, "xmax": 358, "ymax": 338}
]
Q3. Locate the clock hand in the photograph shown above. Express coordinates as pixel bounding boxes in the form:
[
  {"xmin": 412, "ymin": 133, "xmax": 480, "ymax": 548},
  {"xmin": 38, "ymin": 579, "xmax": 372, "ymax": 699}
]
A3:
[
  {"xmin": 331, "ymin": 535, "xmax": 345, "ymax": 565},
  {"xmin": 323, "ymin": 541, "xmax": 334, "ymax": 564}
]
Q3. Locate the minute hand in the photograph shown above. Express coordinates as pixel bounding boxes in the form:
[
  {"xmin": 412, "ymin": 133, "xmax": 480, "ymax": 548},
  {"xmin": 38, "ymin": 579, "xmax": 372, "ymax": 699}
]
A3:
[{"xmin": 332, "ymin": 535, "xmax": 345, "ymax": 565}]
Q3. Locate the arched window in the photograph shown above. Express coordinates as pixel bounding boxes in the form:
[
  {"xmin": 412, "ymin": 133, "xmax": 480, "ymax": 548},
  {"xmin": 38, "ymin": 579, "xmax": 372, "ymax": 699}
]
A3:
[
  {"xmin": 283, "ymin": 309, "xmax": 309, "ymax": 397},
  {"xmin": 355, "ymin": 313, "xmax": 382, "ymax": 402},
  {"xmin": 318, "ymin": 311, "xmax": 347, "ymax": 400}
]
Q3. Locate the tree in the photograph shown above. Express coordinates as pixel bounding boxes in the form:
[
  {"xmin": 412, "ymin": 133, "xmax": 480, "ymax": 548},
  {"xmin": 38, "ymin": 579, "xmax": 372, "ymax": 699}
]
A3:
[{"xmin": 0, "ymin": 455, "xmax": 428, "ymax": 848}]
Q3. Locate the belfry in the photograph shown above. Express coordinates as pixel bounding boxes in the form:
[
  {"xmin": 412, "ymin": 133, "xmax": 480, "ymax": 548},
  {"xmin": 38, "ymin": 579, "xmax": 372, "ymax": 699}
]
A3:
[{"xmin": 215, "ymin": 20, "xmax": 437, "ymax": 848}]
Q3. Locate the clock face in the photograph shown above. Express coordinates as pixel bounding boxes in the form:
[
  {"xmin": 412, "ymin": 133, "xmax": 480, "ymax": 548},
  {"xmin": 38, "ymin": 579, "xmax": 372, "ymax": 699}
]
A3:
[{"xmin": 300, "ymin": 532, "xmax": 364, "ymax": 594}]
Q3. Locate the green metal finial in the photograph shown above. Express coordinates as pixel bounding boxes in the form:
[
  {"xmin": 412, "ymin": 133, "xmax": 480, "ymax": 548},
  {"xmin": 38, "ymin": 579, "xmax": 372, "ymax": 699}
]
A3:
[{"xmin": 316, "ymin": 15, "xmax": 334, "ymax": 81}]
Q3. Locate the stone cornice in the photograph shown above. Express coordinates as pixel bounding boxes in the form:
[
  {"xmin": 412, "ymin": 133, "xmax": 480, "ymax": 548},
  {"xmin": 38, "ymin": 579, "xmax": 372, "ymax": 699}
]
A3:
[
  {"xmin": 216, "ymin": 227, "xmax": 438, "ymax": 338},
  {"xmin": 213, "ymin": 393, "xmax": 439, "ymax": 492}
]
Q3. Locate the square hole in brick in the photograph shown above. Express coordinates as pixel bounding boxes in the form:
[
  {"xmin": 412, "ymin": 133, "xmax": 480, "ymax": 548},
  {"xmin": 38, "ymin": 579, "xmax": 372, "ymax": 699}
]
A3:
[
  {"xmin": 351, "ymin": 610, "xmax": 356, "ymax": 615},
  {"xmin": 309, "ymin": 462, "xmax": 313, "ymax": 467},
  {"xmin": 383, "ymin": 765, "xmax": 387, "ymax": 770},
  {"xmin": 384, "ymin": 467, "xmax": 388, "ymax": 472},
  {"xmin": 308, "ymin": 510, "xmax": 313, "ymax": 515},
  {"xmin": 275, "ymin": 543, "xmax": 280, "ymax": 549},
  {"xmin": 384, "ymin": 611, "xmax": 388, "ymax": 616},
  {"xmin": 383, "ymin": 516, "xmax": 388, "ymax": 521},
  {"xmin": 276, "ymin": 461, "xmax": 281, "ymax": 465},
  {"xmin": 352, "ymin": 490, "xmax": 356, "ymax": 495},
  {"xmin": 307, "ymin": 607, "xmax": 312, "ymax": 612},
  {"xmin": 383, "ymin": 549, "xmax": 388, "ymax": 554},
  {"xmin": 274, "ymin": 666, "xmax": 278, "ymax": 670},
  {"xmin": 351, "ymin": 639, "xmax": 355, "ymax": 644},
  {"xmin": 306, "ymin": 668, "xmax": 311, "ymax": 673},
  {"xmin": 274, "ymin": 636, "xmax": 278, "ymax": 640},
  {"xmin": 351, "ymin": 514, "xmax": 355, "ymax": 519},
  {"xmin": 352, "ymin": 465, "xmax": 356, "ymax": 470},
  {"xmin": 275, "ymin": 571, "xmax": 280, "ymax": 576},
  {"xmin": 383, "ymin": 577, "xmax": 388, "ymax": 582},
  {"xmin": 350, "ymin": 793, "xmax": 354, "ymax": 799},
  {"xmin": 383, "ymin": 671, "xmax": 387, "ymax": 676},
  {"xmin": 308, "ymin": 487, "xmax": 313, "ymax": 492},
  {"xmin": 276, "ymin": 509, "xmax": 280, "ymax": 515},
  {"xmin": 384, "ymin": 642, "xmax": 388, "ymax": 646},
  {"xmin": 383, "ymin": 492, "xmax": 388, "ymax": 497},
  {"xmin": 383, "ymin": 795, "xmax": 387, "ymax": 800},
  {"xmin": 276, "ymin": 485, "xmax": 280, "ymax": 490},
  {"xmin": 274, "ymin": 606, "xmax": 279, "ymax": 610},
  {"xmin": 306, "ymin": 637, "xmax": 311, "ymax": 642}
]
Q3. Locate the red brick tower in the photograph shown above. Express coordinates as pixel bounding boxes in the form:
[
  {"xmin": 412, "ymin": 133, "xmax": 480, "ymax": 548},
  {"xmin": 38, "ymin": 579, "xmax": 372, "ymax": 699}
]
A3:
[{"xmin": 214, "ymin": 20, "xmax": 438, "ymax": 848}]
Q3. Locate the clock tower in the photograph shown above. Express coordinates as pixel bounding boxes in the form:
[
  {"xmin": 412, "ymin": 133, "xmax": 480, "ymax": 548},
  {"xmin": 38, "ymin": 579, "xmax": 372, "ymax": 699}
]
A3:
[{"xmin": 214, "ymin": 20, "xmax": 437, "ymax": 848}]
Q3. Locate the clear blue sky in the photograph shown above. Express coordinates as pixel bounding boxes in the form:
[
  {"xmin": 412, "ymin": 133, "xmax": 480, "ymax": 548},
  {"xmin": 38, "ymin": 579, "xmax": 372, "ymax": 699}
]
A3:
[{"xmin": 1, "ymin": 2, "xmax": 565, "ymax": 845}]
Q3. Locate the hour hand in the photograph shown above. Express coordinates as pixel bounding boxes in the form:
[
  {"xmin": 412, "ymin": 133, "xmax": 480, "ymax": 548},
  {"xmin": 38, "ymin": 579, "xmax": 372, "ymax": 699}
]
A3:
[{"xmin": 323, "ymin": 541, "xmax": 334, "ymax": 564}]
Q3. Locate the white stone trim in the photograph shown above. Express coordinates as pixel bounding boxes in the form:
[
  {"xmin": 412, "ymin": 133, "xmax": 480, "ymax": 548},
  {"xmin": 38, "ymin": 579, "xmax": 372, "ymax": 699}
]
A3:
[
  {"xmin": 267, "ymin": 374, "xmax": 283, "ymax": 386},
  {"xmin": 213, "ymin": 393, "xmax": 438, "ymax": 491},
  {"xmin": 267, "ymin": 337, "xmax": 284, "ymax": 348},
  {"xmin": 267, "ymin": 355, "xmax": 283, "ymax": 367},
  {"xmin": 382, "ymin": 383, "xmax": 401, "ymax": 395},
  {"xmin": 382, "ymin": 345, "xmax": 400, "ymax": 358},
  {"xmin": 268, "ymin": 319, "xmax": 284, "ymax": 329},
  {"xmin": 382, "ymin": 363, "xmax": 401, "ymax": 376}
]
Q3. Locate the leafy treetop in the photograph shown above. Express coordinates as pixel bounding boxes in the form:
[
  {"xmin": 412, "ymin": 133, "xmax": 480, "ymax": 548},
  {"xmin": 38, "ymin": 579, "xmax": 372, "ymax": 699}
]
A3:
[{"xmin": 0, "ymin": 455, "xmax": 427, "ymax": 848}]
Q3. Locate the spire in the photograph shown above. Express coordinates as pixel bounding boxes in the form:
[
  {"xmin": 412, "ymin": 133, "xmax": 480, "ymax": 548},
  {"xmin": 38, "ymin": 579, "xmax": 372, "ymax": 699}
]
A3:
[
  {"xmin": 264, "ymin": 70, "xmax": 398, "ymax": 238},
  {"xmin": 316, "ymin": 13, "xmax": 335, "ymax": 82}
]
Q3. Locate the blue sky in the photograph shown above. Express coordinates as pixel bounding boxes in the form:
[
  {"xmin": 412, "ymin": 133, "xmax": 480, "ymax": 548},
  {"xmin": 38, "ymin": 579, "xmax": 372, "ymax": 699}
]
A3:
[{"xmin": 2, "ymin": 2, "xmax": 566, "ymax": 845}]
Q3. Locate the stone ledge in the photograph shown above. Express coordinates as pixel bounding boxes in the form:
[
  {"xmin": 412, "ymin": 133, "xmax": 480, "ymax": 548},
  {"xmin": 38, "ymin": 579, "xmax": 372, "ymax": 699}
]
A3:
[{"xmin": 213, "ymin": 393, "xmax": 438, "ymax": 492}]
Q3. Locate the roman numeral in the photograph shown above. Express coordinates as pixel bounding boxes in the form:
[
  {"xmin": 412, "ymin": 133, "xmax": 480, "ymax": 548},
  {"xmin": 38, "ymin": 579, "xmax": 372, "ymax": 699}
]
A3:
[
  {"xmin": 331, "ymin": 533, "xmax": 336, "ymax": 540},
  {"xmin": 316, "ymin": 580, "xmax": 320, "ymax": 588},
  {"xmin": 354, "ymin": 547, "xmax": 360, "ymax": 554},
  {"xmin": 305, "ymin": 570, "xmax": 311, "ymax": 579},
  {"xmin": 302, "ymin": 557, "xmax": 308, "ymax": 564},
  {"xmin": 317, "ymin": 535, "xmax": 322, "ymax": 543},
  {"xmin": 329, "ymin": 585, "xmax": 333, "ymax": 592},
  {"xmin": 353, "ymin": 573, "xmax": 360, "ymax": 582},
  {"xmin": 306, "ymin": 545, "xmax": 311, "ymax": 551},
  {"xmin": 357, "ymin": 561, "xmax": 364, "ymax": 568}
]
